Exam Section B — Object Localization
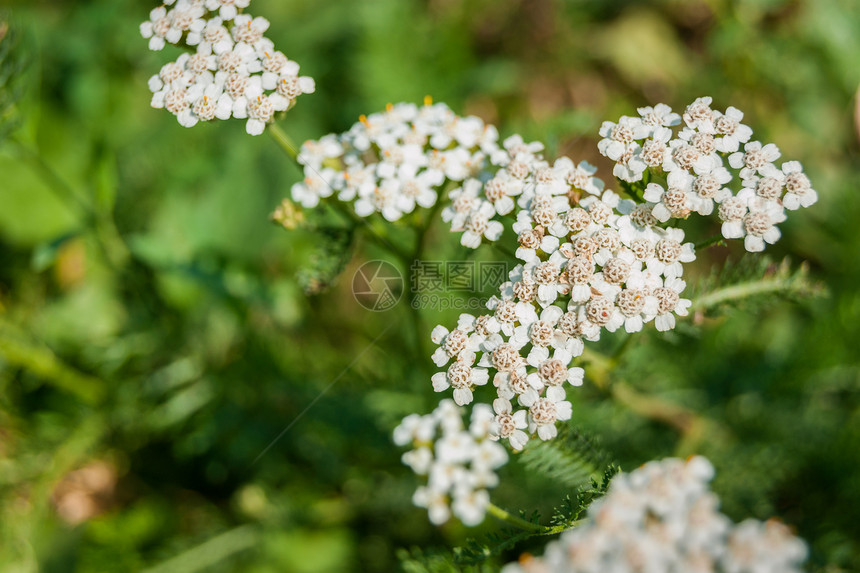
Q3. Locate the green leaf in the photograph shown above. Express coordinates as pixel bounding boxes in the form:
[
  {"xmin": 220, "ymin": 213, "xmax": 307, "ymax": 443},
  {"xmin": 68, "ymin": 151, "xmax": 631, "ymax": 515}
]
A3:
[
  {"xmin": 518, "ymin": 424, "xmax": 612, "ymax": 489},
  {"xmin": 296, "ymin": 225, "xmax": 356, "ymax": 295},
  {"xmin": 0, "ymin": 17, "xmax": 33, "ymax": 145},
  {"xmin": 453, "ymin": 467, "xmax": 619, "ymax": 567},
  {"xmin": 0, "ymin": 316, "xmax": 106, "ymax": 403},
  {"xmin": 398, "ymin": 546, "xmax": 493, "ymax": 573},
  {"xmin": 93, "ymin": 150, "xmax": 118, "ymax": 214},
  {"xmin": 691, "ymin": 256, "xmax": 825, "ymax": 313}
]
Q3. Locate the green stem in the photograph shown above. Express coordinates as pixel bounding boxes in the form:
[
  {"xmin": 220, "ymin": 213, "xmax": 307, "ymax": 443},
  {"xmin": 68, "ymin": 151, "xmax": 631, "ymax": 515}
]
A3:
[
  {"xmin": 485, "ymin": 503, "xmax": 547, "ymax": 533},
  {"xmin": 486, "ymin": 503, "xmax": 584, "ymax": 536},
  {"xmin": 13, "ymin": 139, "xmax": 93, "ymax": 217},
  {"xmin": 612, "ymin": 333, "xmax": 635, "ymax": 360},
  {"xmin": 406, "ymin": 181, "xmax": 455, "ymax": 359},
  {"xmin": 691, "ymin": 278, "xmax": 797, "ymax": 312},
  {"xmin": 13, "ymin": 140, "xmax": 130, "ymax": 269},
  {"xmin": 413, "ymin": 198, "xmax": 443, "ymax": 262},
  {"xmin": 267, "ymin": 124, "xmax": 413, "ymax": 265},
  {"xmin": 142, "ymin": 525, "xmax": 259, "ymax": 573},
  {"xmin": 413, "ymin": 179, "xmax": 457, "ymax": 261},
  {"xmin": 580, "ymin": 346, "xmax": 713, "ymax": 438},
  {"xmin": 268, "ymin": 122, "xmax": 300, "ymax": 163},
  {"xmin": 609, "ymin": 379, "xmax": 697, "ymax": 435},
  {"xmin": 695, "ymin": 234, "xmax": 726, "ymax": 250},
  {"xmin": 330, "ymin": 202, "xmax": 412, "ymax": 264},
  {"xmin": 0, "ymin": 317, "xmax": 106, "ymax": 404}
]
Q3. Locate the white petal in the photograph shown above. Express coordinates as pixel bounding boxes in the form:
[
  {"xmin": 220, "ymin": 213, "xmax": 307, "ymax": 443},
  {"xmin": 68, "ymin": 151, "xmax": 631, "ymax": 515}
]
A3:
[
  {"xmin": 453, "ymin": 388, "xmax": 473, "ymax": 406},
  {"xmin": 546, "ymin": 386, "xmax": 566, "ymax": 402},
  {"xmin": 431, "ymin": 372, "xmax": 450, "ymax": 392},
  {"xmin": 744, "ymin": 235, "xmax": 765, "ymax": 252},
  {"xmin": 245, "ymin": 118, "xmax": 266, "ymax": 136},
  {"xmin": 431, "ymin": 325, "xmax": 449, "ymax": 344},
  {"xmin": 431, "ymin": 348, "xmax": 449, "ymax": 367},
  {"xmin": 537, "ymin": 424, "xmax": 557, "ymax": 440}
]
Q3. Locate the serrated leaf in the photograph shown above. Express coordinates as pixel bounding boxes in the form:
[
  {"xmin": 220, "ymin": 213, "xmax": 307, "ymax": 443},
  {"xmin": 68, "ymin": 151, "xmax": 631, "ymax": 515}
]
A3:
[
  {"xmin": 0, "ymin": 17, "xmax": 32, "ymax": 145},
  {"xmin": 691, "ymin": 256, "xmax": 825, "ymax": 313},
  {"xmin": 453, "ymin": 466, "xmax": 620, "ymax": 567},
  {"xmin": 296, "ymin": 225, "xmax": 356, "ymax": 295},
  {"xmin": 398, "ymin": 546, "xmax": 495, "ymax": 573},
  {"xmin": 518, "ymin": 424, "xmax": 612, "ymax": 489}
]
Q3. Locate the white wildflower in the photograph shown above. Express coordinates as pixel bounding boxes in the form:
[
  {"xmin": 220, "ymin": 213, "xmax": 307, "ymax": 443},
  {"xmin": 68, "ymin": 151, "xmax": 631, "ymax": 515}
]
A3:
[
  {"xmin": 719, "ymin": 189, "xmax": 786, "ymax": 252},
  {"xmin": 502, "ymin": 457, "xmax": 807, "ymax": 573},
  {"xmin": 778, "ymin": 161, "xmax": 818, "ymax": 210},
  {"xmin": 728, "ymin": 140, "xmax": 781, "ymax": 180},
  {"xmin": 713, "ymin": 106, "xmax": 753, "ymax": 153},
  {"xmin": 205, "ymin": 0, "xmax": 250, "ymax": 21},
  {"xmin": 142, "ymin": 1, "xmax": 313, "ymax": 134},
  {"xmin": 395, "ymin": 401, "xmax": 508, "ymax": 527}
]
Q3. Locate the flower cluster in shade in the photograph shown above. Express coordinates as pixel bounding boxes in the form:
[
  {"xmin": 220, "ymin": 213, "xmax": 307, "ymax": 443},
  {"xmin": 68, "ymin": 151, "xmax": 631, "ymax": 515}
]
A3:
[
  {"xmin": 393, "ymin": 400, "xmax": 507, "ymax": 526},
  {"xmin": 597, "ymin": 97, "xmax": 817, "ymax": 252},
  {"xmin": 141, "ymin": 0, "xmax": 314, "ymax": 134},
  {"xmin": 502, "ymin": 457, "xmax": 807, "ymax": 573},
  {"xmin": 430, "ymin": 165, "xmax": 695, "ymax": 451},
  {"xmin": 290, "ymin": 100, "xmax": 510, "ymax": 222}
]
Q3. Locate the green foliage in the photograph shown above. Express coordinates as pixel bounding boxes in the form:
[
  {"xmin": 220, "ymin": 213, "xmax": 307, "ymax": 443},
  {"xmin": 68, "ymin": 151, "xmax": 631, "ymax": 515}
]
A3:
[
  {"xmin": 691, "ymin": 256, "xmax": 825, "ymax": 314},
  {"xmin": 518, "ymin": 424, "xmax": 613, "ymax": 490},
  {"xmin": 398, "ymin": 547, "xmax": 496, "ymax": 573},
  {"xmin": 548, "ymin": 465, "xmax": 619, "ymax": 529},
  {"xmin": 0, "ymin": 0, "xmax": 858, "ymax": 571},
  {"xmin": 450, "ymin": 467, "xmax": 619, "ymax": 567},
  {"xmin": 0, "ymin": 16, "xmax": 31, "ymax": 144},
  {"xmin": 295, "ymin": 225, "xmax": 356, "ymax": 295}
]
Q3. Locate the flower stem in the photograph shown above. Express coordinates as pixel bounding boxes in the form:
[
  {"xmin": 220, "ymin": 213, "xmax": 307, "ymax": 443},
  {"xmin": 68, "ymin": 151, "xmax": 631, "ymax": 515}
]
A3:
[
  {"xmin": 0, "ymin": 316, "xmax": 106, "ymax": 404},
  {"xmin": 13, "ymin": 139, "xmax": 130, "ymax": 269},
  {"xmin": 268, "ymin": 122, "xmax": 300, "ymax": 163},
  {"xmin": 412, "ymin": 181, "xmax": 452, "ymax": 263},
  {"xmin": 486, "ymin": 502, "xmax": 584, "ymax": 536},
  {"xmin": 14, "ymin": 140, "xmax": 93, "ymax": 217},
  {"xmin": 579, "ymin": 346, "xmax": 726, "ymax": 451},
  {"xmin": 695, "ymin": 234, "xmax": 726, "ymax": 250},
  {"xmin": 691, "ymin": 276, "xmax": 807, "ymax": 312},
  {"xmin": 406, "ymin": 181, "xmax": 456, "ymax": 359},
  {"xmin": 266, "ymin": 123, "xmax": 415, "ymax": 265}
]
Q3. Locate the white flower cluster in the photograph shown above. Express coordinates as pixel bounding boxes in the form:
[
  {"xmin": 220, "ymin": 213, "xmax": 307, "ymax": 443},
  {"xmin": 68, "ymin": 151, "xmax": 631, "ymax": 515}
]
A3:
[
  {"xmin": 597, "ymin": 97, "xmax": 818, "ymax": 252},
  {"xmin": 290, "ymin": 100, "xmax": 500, "ymax": 221},
  {"xmin": 429, "ymin": 162, "xmax": 695, "ymax": 450},
  {"xmin": 141, "ymin": 0, "xmax": 314, "ymax": 134},
  {"xmin": 393, "ymin": 400, "xmax": 507, "ymax": 526},
  {"xmin": 502, "ymin": 457, "xmax": 807, "ymax": 573},
  {"xmin": 442, "ymin": 135, "xmax": 567, "ymax": 248}
]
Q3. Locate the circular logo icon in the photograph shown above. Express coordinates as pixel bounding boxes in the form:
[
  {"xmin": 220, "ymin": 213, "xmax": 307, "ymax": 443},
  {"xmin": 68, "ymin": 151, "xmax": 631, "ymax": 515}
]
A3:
[{"xmin": 352, "ymin": 260, "xmax": 404, "ymax": 311}]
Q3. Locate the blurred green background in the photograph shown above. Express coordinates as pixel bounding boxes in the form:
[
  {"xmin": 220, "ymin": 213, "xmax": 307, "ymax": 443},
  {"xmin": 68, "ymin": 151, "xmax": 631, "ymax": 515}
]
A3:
[{"xmin": 1, "ymin": 0, "xmax": 859, "ymax": 571}]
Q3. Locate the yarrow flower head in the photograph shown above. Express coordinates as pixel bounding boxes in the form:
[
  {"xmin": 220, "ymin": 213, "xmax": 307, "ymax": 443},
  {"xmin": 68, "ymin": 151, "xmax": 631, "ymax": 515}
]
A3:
[
  {"xmin": 445, "ymin": 139, "xmax": 605, "ymax": 250},
  {"xmin": 596, "ymin": 96, "xmax": 818, "ymax": 253},
  {"xmin": 418, "ymin": 98, "xmax": 819, "ymax": 452},
  {"xmin": 290, "ymin": 100, "xmax": 501, "ymax": 221},
  {"xmin": 428, "ymin": 157, "xmax": 695, "ymax": 449},
  {"xmin": 141, "ymin": 0, "xmax": 314, "ymax": 134},
  {"xmin": 502, "ymin": 457, "xmax": 807, "ymax": 573},
  {"xmin": 393, "ymin": 400, "xmax": 508, "ymax": 526}
]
